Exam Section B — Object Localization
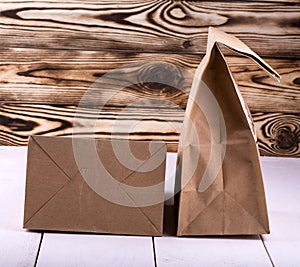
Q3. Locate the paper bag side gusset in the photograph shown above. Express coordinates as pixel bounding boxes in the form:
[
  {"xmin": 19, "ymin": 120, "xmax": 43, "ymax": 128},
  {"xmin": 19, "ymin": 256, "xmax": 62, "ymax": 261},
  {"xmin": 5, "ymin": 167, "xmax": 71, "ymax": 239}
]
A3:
[{"xmin": 176, "ymin": 27, "xmax": 280, "ymax": 236}]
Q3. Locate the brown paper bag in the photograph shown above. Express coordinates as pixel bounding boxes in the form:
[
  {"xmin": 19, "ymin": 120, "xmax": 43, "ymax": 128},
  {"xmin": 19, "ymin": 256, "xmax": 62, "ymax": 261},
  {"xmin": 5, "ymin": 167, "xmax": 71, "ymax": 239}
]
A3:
[
  {"xmin": 24, "ymin": 136, "xmax": 166, "ymax": 236},
  {"xmin": 176, "ymin": 27, "xmax": 280, "ymax": 236}
]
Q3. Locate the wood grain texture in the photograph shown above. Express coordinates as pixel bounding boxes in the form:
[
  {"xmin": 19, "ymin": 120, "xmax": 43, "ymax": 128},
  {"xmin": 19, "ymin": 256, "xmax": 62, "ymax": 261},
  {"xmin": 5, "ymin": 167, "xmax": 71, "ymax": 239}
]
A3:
[
  {"xmin": 0, "ymin": 0, "xmax": 299, "ymax": 57},
  {"xmin": 0, "ymin": 1, "xmax": 299, "ymax": 157},
  {"xmin": 1, "ymin": 50, "xmax": 299, "ymax": 157},
  {"xmin": 0, "ymin": 49, "xmax": 299, "ymax": 113},
  {"xmin": 1, "ymin": 103, "xmax": 299, "ymax": 157}
]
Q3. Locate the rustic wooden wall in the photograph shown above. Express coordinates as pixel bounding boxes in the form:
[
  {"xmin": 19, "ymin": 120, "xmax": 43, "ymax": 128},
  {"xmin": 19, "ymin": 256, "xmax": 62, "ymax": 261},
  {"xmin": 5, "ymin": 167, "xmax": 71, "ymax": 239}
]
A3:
[{"xmin": 0, "ymin": 0, "xmax": 299, "ymax": 157}]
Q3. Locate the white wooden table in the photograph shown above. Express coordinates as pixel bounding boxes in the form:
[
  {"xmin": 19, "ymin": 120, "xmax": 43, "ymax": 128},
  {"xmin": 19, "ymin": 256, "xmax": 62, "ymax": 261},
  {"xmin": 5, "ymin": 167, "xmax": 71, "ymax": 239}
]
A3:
[{"xmin": 0, "ymin": 146, "xmax": 299, "ymax": 267}]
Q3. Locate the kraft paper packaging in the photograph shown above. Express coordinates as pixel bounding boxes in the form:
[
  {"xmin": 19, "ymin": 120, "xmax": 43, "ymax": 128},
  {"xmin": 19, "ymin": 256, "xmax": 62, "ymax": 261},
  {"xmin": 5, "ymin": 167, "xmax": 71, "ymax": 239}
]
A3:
[
  {"xmin": 176, "ymin": 27, "xmax": 280, "ymax": 236},
  {"xmin": 24, "ymin": 136, "xmax": 166, "ymax": 236}
]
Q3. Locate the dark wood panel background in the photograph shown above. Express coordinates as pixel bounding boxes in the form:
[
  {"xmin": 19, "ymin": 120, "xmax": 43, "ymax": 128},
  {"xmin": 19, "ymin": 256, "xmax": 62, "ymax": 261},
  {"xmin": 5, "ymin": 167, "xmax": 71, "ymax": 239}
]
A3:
[
  {"xmin": 0, "ymin": 0, "xmax": 299, "ymax": 157},
  {"xmin": 0, "ymin": 0, "xmax": 299, "ymax": 57}
]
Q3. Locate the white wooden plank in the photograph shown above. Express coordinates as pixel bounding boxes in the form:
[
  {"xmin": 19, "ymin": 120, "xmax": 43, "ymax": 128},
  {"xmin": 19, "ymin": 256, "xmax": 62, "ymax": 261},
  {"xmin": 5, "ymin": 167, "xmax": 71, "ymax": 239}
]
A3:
[
  {"xmin": 164, "ymin": 152, "xmax": 177, "ymax": 206},
  {"xmin": 0, "ymin": 147, "xmax": 41, "ymax": 267},
  {"xmin": 37, "ymin": 233, "xmax": 155, "ymax": 267},
  {"xmin": 154, "ymin": 236, "xmax": 272, "ymax": 267},
  {"xmin": 261, "ymin": 156, "xmax": 300, "ymax": 267}
]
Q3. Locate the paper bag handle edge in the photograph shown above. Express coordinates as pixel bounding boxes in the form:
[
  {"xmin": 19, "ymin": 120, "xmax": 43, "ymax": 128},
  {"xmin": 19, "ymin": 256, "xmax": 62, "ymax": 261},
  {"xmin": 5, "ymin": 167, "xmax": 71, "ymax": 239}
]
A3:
[{"xmin": 207, "ymin": 27, "xmax": 281, "ymax": 81}]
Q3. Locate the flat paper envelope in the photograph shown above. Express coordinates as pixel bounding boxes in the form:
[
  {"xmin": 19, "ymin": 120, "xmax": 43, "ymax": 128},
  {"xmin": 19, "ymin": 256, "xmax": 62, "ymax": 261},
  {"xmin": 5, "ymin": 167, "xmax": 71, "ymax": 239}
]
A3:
[
  {"xmin": 24, "ymin": 136, "xmax": 166, "ymax": 236},
  {"xmin": 176, "ymin": 27, "xmax": 279, "ymax": 236}
]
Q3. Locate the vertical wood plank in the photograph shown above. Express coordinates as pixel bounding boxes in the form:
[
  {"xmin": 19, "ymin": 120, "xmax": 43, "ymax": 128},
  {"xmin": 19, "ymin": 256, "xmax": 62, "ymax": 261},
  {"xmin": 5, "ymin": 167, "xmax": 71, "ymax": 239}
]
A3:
[
  {"xmin": 154, "ymin": 236, "xmax": 272, "ymax": 267},
  {"xmin": 261, "ymin": 157, "xmax": 300, "ymax": 267},
  {"xmin": 0, "ymin": 147, "xmax": 41, "ymax": 267},
  {"xmin": 36, "ymin": 234, "xmax": 155, "ymax": 267}
]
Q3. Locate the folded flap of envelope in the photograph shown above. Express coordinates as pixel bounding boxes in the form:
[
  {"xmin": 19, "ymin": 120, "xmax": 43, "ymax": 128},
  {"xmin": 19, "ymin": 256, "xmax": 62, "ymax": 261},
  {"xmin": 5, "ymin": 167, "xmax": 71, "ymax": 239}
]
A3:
[{"xmin": 24, "ymin": 136, "xmax": 165, "ymax": 235}]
